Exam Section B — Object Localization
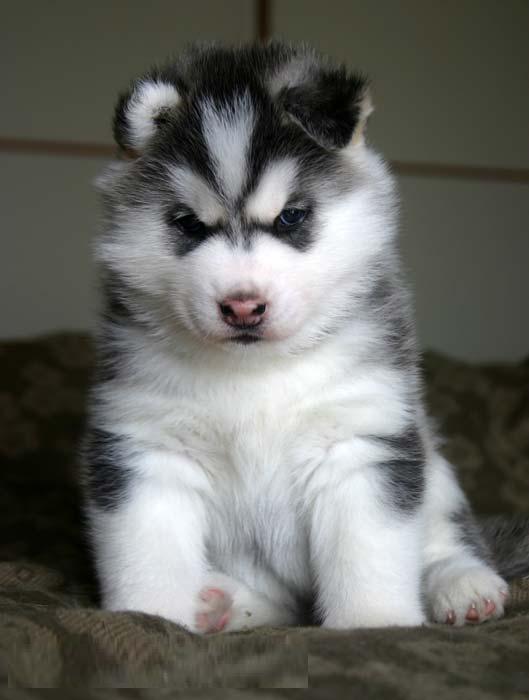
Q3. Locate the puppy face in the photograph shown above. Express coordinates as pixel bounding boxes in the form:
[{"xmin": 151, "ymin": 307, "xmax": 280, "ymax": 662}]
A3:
[{"xmin": 97, "ymin": 44, "xmax": 396, "ymax": 356}]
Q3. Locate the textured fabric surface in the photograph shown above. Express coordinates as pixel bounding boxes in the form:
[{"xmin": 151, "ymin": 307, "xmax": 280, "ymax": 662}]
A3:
[{"xmin": 0, "ymin": 333, "xmax": 528, "ymax": 692}]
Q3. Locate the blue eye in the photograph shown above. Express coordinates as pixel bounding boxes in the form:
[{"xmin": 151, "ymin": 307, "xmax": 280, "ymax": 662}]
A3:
[{"xmin": 277, "ymin": 208, "xmax": 307, "ymax": 228}]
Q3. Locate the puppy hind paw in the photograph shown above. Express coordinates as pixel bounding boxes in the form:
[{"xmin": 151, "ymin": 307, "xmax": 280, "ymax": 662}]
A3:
[{"xmin": 194, "ymin": 587, "xmax": 233, "ymax": 634}]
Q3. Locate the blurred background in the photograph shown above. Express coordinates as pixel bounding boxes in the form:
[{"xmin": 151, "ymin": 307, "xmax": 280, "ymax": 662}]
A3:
[{"xmin": 1, "ymin": 0, "xmax": 528, "ymax": 361}]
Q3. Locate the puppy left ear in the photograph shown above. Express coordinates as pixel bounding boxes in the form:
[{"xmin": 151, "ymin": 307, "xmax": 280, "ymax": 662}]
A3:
[
  {"xmin": 113, "ymin": 79, "xmax": 181, "ymax": 154},
  {"xmin": 277, "ymin": 67, "xmax": 372, "ymax": 150}
]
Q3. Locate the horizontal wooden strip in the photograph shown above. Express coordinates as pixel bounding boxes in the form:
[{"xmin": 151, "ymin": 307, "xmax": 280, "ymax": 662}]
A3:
[
  {"xmin": 392, "ymin": 160, "xmax": 529, "ymax": 185},
  {"xmin": 1, "ymin": 136, "xmax": 529, "ymax": 185},
  {"xmin": 0, "ymin": 137, "xmax": 116, "ymax": 158}
]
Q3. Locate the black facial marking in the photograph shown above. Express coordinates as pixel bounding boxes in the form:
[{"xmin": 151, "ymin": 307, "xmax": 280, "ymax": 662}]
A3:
[
  {"xmin": 372, "ymin": 427, "xmax": 425, "ymax": 513},
  {"xmin": 242, "ymin": 207, "xmax": 315, "ymax": 252},
  {"xmin": 82, "ymin": 428, "xmax": 131, "ymax": 510},
  {"xmin": 112, "ymin": 44, "xmax": 361, "ymax": 260},
  {"xmin": 166, "ymin": 205, "xmax": 226, "ymax": 256},
  {"xmin": 170, "ymin": 212, "xmax": 208, "ymax": 237},
  {"xmin": 274, "ymin": 215, "xmax": 314, "ymax": 251},
  {"xmin": 166, "ymin": 206, "xmax": 213, "ymax": 255}
]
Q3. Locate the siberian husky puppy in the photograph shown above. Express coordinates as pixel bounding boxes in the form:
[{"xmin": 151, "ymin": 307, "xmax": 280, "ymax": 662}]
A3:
[{"xmin": 83, "ymin": 43, "xmax": 517, "ymax": 633}]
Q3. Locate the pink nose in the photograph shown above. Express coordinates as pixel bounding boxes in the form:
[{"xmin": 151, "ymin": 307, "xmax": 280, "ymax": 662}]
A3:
[{"xmin": 219, "ymin": 297, "xmax": 267, "ymax": 327}]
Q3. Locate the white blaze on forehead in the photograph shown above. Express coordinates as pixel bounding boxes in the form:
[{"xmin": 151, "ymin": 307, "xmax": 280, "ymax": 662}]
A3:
[
  {"xmin": 201, "ymin": 93, "xmax": 254, "ymax": 200},
  {"xmin": 245, "ymin": 159, "xmax": 299, "ymax": 223},
  {"xmin": 168, "ymin": 166, "xmax": 225, "ymax": 225}
]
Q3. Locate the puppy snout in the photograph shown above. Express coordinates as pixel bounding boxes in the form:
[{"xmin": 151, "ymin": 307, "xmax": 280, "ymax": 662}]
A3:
[{"xmin": 219, "ymin": 296, "xmax": 267, "ymax": 327}]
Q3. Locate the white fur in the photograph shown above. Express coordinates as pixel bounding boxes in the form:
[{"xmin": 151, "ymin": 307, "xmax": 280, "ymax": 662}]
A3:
[
  {"xmin": 91, "ymin": 135, "xmax": 507, "ymax": 633},
  {"xmin": 245, "ymin": 159, "xmax": 298, "ymax": 222},
  {"xmin": 125, "ymin": 80, "xmax": 180, "ymax": 150},
  {"xmin": 168, "ymin": 166, "xmax": 225, "ymax": 225},
  {"xmin": 422, "ymin": 452, "xmax": 507, "ymax": 624},
  {"xmin": 201, "ymin": 93, "xmax": 254, "ymax": 200}
]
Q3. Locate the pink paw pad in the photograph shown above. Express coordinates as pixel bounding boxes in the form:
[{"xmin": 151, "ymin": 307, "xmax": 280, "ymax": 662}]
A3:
[
  {"xmin": 466, "ymin": 598, "xmax": 499, "ymax": 623},
  {"xmin": 465, "ymin": 603, "xmax": 480, "ymax": 622},
  {"xmin": 446, "ymin": 597, "xmax": 499, "ymax": 625},
  {"xmin": 195, "ymin": 587, "xmax": 233, "ymax": 633},
  {"xmin": 484, "ymin": 598, "xmax": 496, "ymax": 616}
]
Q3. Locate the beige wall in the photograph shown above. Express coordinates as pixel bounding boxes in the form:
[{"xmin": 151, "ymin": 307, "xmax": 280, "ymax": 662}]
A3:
[
  {"xmin": 0, "ymin": 153, "xmax": 105, "ymax": 336},
  {"xmin": 1, "ymin": 0, "xmax": 255, "ymax": 338},
  {"xmin": 276, "ymin": 0, "xmax": 529, "ymax": 169},
  {"xmin": 2, "ymin": 0, "xmax": 255, "ymax": 143},
  {"xmin": 1, "ymin": 1, "xmax": 528, "ymax": 361},
  {"xmin": 275, "ymin": 0, "xmax": 529, "ymax": 361},
  {"xmin": 399, "ymin": 176, "xmax": 529, "ymax": 361}
]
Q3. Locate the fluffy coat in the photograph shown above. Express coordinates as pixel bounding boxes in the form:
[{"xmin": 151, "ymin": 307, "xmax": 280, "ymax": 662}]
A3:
[{"xmin": 83, "ymin": 43, "xmax": 516, "ymax": 633}]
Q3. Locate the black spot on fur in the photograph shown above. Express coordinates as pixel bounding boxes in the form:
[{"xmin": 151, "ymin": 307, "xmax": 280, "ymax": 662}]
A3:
[
  {"xmin": 374, "ymin": 427, "xmax": 425, "ymax": 513},
  {"xmin": 83, "ymin": 428, "xmax": 131, "ymax": 510},
  {"xmin": 367, "ymin": 275, "xmax": 419, "ymax": 370},
  {"xmin": 93, "ymin": 274, "xmax": 139, "ymax": 382}
]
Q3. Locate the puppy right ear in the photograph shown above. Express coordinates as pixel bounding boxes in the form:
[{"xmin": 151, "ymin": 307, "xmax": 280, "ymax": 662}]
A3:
[
  {"xmin": 277, "ymin": 68, "xmax": 372, "ymax": 150},
  {"xmin": 113, "ymin": 79, "xmax": 181, "ymax": 154}
]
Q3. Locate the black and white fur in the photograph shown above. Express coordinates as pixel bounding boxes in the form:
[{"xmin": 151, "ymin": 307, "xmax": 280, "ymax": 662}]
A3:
[{"xmin": 83, "ymin": 43, "xmax": 523, "ymax": 633}]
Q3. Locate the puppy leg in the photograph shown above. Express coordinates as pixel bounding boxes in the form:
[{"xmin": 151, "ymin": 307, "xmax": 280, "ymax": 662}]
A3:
[
  {"xmin": 90, "ymin": 473, "xmax": 209, "ymax": 631},
  {"xmin": 309, "ymin": 437, "xmax": 425, "ymax": 629},
  {"xmin": 423, "ymin": 453, "xmax": 508, "ymax": 626}
]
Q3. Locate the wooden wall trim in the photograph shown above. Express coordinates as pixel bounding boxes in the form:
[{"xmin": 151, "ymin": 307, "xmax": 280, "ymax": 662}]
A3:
[
  {"xmin": 391, "ymin": 160, "xmax": 529, "ymax": 185},
  {"xmin": 2, "ymin": 136, "xmax": 528, "ymax": 185},
  {"xmin": 2, "ymin": 1, "xmax": 527, "ymax": 186},
  {"xmin": 0, "ymin": 137, "xmax": 115, "ymax": 158},
  {"xmin": 257, "ymin": 0, "xmax": 271, "ymax": 41}
]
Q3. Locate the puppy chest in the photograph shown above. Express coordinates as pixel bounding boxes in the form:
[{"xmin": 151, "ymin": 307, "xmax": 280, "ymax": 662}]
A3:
[{"xmin": 206, "ymin": 465, "xmax": 310, "ymax": 589}]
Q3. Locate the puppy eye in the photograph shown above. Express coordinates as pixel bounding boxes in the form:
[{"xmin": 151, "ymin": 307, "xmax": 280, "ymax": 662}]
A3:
[
  {"xmin": 169, "ymin": 212, "xmax": 207, "ymax": 237},
  {"xmin": 276, "ymin": 208, "xmax": 307, "ymax": 229}
]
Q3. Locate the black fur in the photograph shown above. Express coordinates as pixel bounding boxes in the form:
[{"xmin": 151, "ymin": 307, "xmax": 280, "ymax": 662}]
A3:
[
  {"xmin": 91, "ymin": 274, "xmax": 143, "ymax": 383},
  {"xmin": 366, "ymin": 274, "xmax": 419, "ymax": 371},
  {"xmin": 479, "ymin": 515, "xmax": 529, "ymax": 580},
  {"xmin": 450, "ymin": 506, "xmax": 493, "ymax": 564},
  {"xmin": 166, "ymin": 211, "xmax": 228, "ymax": 256},
  {"xmin": 277, "ymin": 67, "xmax": 368, "ymax": 149},
  {"xmin": 241, "ymin": 211, "xmax": 316, "ymax": 252},
  {"xmin": 83, "ymin": 428, "xmax": 131, "ymax": 510},
  {"xmin": 110, "ymin": 43, "xmax": 366, "ymax": 255},
  {"xmin": 374, "ymin": 428, "xmax": 425, "ymax": 513},
  {"xmin": 113, "ymin": 43, "xmax": 367, "ymax": 153}
]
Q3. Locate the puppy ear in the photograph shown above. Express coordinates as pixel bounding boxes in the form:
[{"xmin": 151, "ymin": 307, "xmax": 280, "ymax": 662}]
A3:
[
  {"xmin": 113, "ymin": 79, "xmax": 181, "ymax": 153},
  {"xmin": 277, "ymin": 66, "xmax": 372, "ymax": 149}
]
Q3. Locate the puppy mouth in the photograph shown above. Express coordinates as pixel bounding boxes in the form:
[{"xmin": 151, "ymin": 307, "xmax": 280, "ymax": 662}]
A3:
[{"xmin": 226, "ymin": 333, "xmax": 262, "ymax": 345}]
